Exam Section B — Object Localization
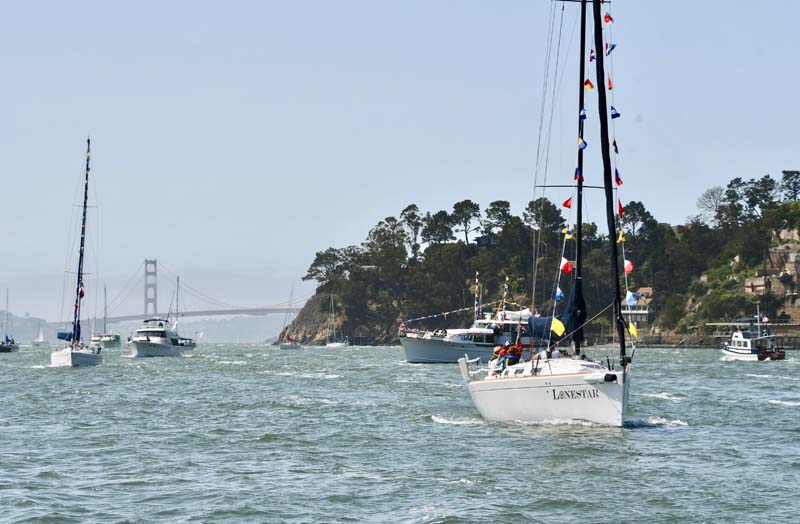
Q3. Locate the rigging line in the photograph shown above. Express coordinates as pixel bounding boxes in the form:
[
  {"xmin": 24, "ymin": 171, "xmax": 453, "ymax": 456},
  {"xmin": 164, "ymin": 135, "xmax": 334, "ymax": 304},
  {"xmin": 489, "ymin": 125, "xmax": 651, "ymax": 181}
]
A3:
[
  {"xmin": 107, "ymin": 261, "xmax": 145, "ymax": 310},
  {"xmin": 531, "ymin": 1, "xmax": 558, "ymax": 304},
  {"xmin": 534, "ymin": 3, "xmax": 567, "ymax": 310}
]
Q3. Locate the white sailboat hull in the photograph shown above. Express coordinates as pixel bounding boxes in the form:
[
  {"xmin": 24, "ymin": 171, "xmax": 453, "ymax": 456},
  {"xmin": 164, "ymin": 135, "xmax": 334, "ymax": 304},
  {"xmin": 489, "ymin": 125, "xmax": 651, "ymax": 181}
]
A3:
[
  {"xmin": 129, "ymin": 341, "xmax": 188, "ymax": 358},
  {"xmin": 401, "ymin": 336, "xmax": 494, "ymax": 363},
  {"xmin": 50, "ymin": 347, "xmax": 102, "ymax": 367},
  {"xmin": 461, "ymin": 359, "xmax": 630, "ymax": 427},
  {"xmin": 279, "ymin": 342, "xmax": 301, "ymax": 349},
  {"xmin": 325, "ymin": 341, "xmax": 349, "ymax": 348}
]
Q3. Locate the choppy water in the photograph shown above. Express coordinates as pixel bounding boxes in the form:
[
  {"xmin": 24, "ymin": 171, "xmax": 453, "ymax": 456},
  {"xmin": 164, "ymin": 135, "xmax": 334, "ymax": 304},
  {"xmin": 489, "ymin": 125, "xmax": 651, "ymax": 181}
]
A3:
[{"xmin": 1, "ymin": 344, "xmax": 798, "ymax": 523}]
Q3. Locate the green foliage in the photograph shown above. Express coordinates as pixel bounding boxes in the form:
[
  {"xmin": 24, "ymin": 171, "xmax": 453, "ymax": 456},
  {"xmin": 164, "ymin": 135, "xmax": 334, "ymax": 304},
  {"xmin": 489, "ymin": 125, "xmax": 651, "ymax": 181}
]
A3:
[{"xmin": 301, "ymin": 168, "xmax": 800, "ymax": 341}]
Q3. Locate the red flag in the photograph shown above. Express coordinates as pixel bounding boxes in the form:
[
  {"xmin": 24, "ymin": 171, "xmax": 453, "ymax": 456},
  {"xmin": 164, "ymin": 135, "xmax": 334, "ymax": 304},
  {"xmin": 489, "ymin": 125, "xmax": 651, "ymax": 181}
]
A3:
[
  {"xmin": 618, "ymin": 198, "xmax": 624, "ymax": 219},
  {"xmin": 584, "ymin": 78, "xmax": 594, "ymax": 90},
  {"xmin": 604, "ymin": 12, "xmax": 614, "ymax": 24},
  {"xmin": 562, "ymin": 197, "xmax": 573, "ymax": 209},
  {"xmin": 79, "ymin": 285, "xmax": 85, "ymax": 298},
  {"xmin": 608, "ymin": 75, "xmax": 614, "ymax": 90},
  {"xmin": 589, "ymin": 49, "xmax": 596, "ymax": 62},
  {"xmin": 560, "ymin": 257, "xmax": 574, "ymax": 275},
  {"xmin": 624, "ymin": 259, "xmax": 634, "ymax": 275}
]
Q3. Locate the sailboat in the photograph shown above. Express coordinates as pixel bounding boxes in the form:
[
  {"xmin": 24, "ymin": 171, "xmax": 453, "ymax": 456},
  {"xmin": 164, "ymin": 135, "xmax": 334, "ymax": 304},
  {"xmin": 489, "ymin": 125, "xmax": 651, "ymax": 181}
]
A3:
[
  {"xmin": 90, "ymin": 284, "xmax": 121, "ymax": 349},
  {"xmin": 458, "ymin": 1, "xmax": 633, "ymax": 426},
  {"xmin": 51, "ymin": 138, "xmax": 103, "ymax": 367},
  {"xmin": 279, "ymin": 281, "xmax": 301, "ymax": 349},
  {"xmin": 325, "ymin": 294, "xmax": 349, "ymax": 348},
  {"xmin": 129, "ymin": 276, "xmax": 196, "ymax": 357},
  {"xmin": 32, "ymin": 324, "xmax": 46, "ymax": 346},
  {"xmin": 0, "ymin": 289, "xmax": 19, "ymax": 353}
]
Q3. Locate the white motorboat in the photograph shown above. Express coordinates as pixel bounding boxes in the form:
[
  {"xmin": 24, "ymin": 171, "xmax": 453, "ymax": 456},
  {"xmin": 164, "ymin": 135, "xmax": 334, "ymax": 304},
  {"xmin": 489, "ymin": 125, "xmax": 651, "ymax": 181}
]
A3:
[
  {"xmin": 401, "ymin": 309, "xmax": 540, "ymax": 363},
  {"xmin": 51, "ymin": 138, "xmax": 102, "ymax": 367},
  {"xmin": 129, "ymin": 318, "xmax": 195, "ymax": 357},
  {"xmin": 458, "ymin": 1, "xmax": 636, "ymax": 427}
]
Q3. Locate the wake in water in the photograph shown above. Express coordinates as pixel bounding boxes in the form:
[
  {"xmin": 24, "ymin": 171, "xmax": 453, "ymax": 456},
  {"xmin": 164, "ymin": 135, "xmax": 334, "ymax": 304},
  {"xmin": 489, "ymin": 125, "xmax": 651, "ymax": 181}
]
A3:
[
  {"xmin": 768, "ymin": 399, "xmax": 800, "ymax": 407},
  {"xmin": 641, "ymin": 392, "xmax": 685, "ymax": 402},
  {"xmin": 431, "ymin": 415, "xmax": 484, "ymax": 426},
  {"xmin": 625, "ymin": 416, "xmax": 689, "ymax": 428}
]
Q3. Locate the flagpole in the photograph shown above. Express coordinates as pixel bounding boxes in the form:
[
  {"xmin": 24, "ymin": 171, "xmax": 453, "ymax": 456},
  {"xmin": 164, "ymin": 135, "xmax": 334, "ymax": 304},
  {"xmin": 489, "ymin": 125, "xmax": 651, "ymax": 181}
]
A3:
[{"xmin": 592, "ymin": 1, "xmax": 627, "ymax": 366}]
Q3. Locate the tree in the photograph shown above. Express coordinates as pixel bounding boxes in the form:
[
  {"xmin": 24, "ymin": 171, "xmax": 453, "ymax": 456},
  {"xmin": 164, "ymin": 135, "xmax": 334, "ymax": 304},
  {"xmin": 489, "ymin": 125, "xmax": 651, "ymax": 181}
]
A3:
[
  {"xmin": 743, "ymin": 175, "xmax": 779, "ymax": 218},
  {"xmin": 523, "ymin": 197, "xmax": 565, "ymax": 236},
  {"xmin": 421, "ymin": 211, "xmax": 455, "ymax": 245},
  {"xmin": 303, "ymin": 247, "xmax": 351, "ymax": 287},
  {"xmin": 696, "ymin": 186, "xmax": 724, "ymax": 226},
  {"xmin": 483, "ymin": 200, "xmax": 513, "ymax": 233},
  {"xmin": 451, "ymin": 200, "xmax": 481, "ymax": 243},
  {"xmin": 621, "ymin": 201, "xmax": 658, "ymax": 238},
  {"xmin": 781, "ymin": 170, "xmax": 800, "ymax": 202},
  {"xmin": 400, "ymin": 204, "xmax": 423, "ymax": 260}
]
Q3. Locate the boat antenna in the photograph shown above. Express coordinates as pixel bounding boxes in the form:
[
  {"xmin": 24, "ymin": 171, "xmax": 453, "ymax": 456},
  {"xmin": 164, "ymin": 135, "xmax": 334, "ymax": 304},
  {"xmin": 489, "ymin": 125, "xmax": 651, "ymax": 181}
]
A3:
[
  {"xmin": 72, "ymin": 137, "xmax": 92, "ymax": 346},
  {"xmin": 591, "ymin": 1, "xmax": 627, "ymax": 366}
]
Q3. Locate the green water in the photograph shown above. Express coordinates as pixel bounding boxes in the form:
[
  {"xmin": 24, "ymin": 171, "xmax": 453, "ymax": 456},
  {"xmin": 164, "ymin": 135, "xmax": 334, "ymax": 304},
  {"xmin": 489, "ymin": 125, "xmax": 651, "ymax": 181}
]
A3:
[{"xmin": 0, "ymin": 344, "xmax": 798, "ymax": 523}]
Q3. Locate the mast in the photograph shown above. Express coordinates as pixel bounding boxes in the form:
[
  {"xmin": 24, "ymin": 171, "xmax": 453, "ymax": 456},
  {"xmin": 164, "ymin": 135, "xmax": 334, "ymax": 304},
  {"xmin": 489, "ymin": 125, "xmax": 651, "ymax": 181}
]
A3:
[
  {"xmin": 72, "ymin": 137, "xmax": 91, "ymax": 345},
  {"xmin": 103, "ymin": 284, "xmax": 108, "ymax": 334},
  {"xmin": 330, "ymin": 294, "xmax": 336, "ymax": 342},
  {"xmin": 591, "ymin": 2, "xmax": 627, "ymax": 366},
  {"xmin": 176, "ymin": 276, "xmax": 180, "ymax": 328},
  {"xmin": 570, "ymin": 0, "xmax": 588, "ymax": 356},
  {"xmin": 4, "ymin": 289, "xmax": 8, "ymax": 339}
]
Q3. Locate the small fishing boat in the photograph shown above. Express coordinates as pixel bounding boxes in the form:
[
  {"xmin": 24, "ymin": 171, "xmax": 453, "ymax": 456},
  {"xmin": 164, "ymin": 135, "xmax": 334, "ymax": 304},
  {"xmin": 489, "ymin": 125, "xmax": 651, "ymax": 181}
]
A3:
[
  {"xmin": 721, "ymin": 312, "xmax": 785, "ymax": 361},
  {"xmin": 51, "ymin": 138, "xmax": 102, "ymax": 367}
]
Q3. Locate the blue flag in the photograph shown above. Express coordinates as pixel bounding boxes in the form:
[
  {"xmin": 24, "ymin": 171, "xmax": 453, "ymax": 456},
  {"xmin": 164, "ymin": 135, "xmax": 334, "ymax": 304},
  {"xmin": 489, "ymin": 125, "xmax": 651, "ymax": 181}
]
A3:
[
  {"xmin": 579, "ymin": 107, "xmax": 587, "ymax": 120},
  {"xmin": 610, "ymin": 106, "xmax": 621, "ymax": 119},
  {"xmin": 555, "ymin": 286, "xmax": 564, "ymax": 302}
]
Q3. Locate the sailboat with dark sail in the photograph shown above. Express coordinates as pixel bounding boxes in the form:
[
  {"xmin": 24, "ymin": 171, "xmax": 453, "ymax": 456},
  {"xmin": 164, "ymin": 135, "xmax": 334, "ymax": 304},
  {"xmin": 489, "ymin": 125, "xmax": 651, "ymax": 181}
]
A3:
[
  {"xmin": 51, "ymin": 138, "xmax": 103, "ymax": 367},
  {"xmin": 458, "ymin": 0, "xmax": 635, "ymax": 426}
]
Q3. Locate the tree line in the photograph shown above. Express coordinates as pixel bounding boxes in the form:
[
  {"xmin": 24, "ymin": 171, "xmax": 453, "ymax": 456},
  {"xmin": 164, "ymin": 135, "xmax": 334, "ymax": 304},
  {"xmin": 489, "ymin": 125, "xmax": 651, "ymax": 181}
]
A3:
[{"xmin": 300, "ymin": 170, "xmax": 800, "ymax": 341}]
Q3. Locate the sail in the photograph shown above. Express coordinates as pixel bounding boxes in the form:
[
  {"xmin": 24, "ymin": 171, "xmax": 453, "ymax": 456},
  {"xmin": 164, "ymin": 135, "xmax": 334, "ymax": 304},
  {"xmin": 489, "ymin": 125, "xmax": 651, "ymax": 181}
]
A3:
[{"xmin": 564, "ymin": 278, "xmax": 586, "ymax": 345}]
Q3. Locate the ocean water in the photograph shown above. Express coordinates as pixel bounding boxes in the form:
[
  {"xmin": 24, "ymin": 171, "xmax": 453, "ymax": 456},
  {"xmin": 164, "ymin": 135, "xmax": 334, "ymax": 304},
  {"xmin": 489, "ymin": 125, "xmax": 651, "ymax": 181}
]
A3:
[{"xmin": 1, "ymin": 344, "xmax": 798, "ymax": 523}]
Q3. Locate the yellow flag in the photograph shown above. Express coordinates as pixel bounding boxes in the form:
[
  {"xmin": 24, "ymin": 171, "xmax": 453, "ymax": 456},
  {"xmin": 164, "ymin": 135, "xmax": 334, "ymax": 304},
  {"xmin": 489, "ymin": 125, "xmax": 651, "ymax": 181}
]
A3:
[
  {"xmin": 550, "ymin": 318, "xmax": 566, "ymax": 336},
  {"xmin": 617, "ymin": 230, "xmax": 626, "ymax": 244},
  {"xmin": 628, "ymin": 321, "xmax": 639, "ymax": 339},
  {"xmin": 562, "ymin": 226, "xmax": 575, "ymax": 240}
]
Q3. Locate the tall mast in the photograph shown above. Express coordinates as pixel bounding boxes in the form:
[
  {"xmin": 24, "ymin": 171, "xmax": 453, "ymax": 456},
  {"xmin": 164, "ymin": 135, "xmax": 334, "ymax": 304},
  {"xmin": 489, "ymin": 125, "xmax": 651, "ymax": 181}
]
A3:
[
  {"xmin": 103, "ymin": 284, "xmax": 108, "ymax": 334},
  {"xmin": 591, "ymin": 2, "xmax": 627, "ymax": 365},
  {"xmin": 72, "ymin": 137, "xmax": 91, "ymax": 345},
  {"xmin": 570, "ymin": 0, "xmax": 588, "ymax": 356},
  {"xmin": 4, "ymin": 288, "xmax": 8, "ymax": 338},
  {"xmin": 176, "ymin": 276, "xmax": 180, "ymax": 327}
]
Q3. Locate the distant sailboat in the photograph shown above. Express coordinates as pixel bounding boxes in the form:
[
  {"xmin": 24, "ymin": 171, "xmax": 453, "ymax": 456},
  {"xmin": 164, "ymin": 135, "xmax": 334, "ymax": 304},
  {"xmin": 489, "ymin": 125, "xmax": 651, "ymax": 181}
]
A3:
[
  {"xmin": 325, "ymin": 294, "xmax": 349, "ymax": 348},
  {"xmin": 51, "ymin": 138, "xmax": 103, "ymax": 367},
  {"xmin": 0, "ymin": 289, "xmax": 19, "ymax": 353},
  {"xmin": 32, "ymin": 324, "xmax": 46, "ymax": 346},
  {"xmin": 91, "ymin": 284, "xmax": 121, "ymax": 349},
  {"xmin": 279, "ymin": 281, "xmax": 301, "ymax": 349}
]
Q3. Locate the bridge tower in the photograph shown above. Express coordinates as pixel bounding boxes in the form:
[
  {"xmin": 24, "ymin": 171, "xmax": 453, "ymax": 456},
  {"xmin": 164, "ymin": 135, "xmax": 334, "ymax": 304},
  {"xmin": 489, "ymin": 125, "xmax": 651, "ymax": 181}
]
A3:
[{"xmin": 144, "ymin": 259, "xmax": 158, "ymax": 317}]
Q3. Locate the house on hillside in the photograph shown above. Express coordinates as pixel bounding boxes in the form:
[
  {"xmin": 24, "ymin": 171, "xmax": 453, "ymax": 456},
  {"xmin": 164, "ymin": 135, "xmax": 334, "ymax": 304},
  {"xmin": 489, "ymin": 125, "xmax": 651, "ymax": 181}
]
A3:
[{"xmin": 622, "ymin": 286, "xmax": 654, "ymax": 329}]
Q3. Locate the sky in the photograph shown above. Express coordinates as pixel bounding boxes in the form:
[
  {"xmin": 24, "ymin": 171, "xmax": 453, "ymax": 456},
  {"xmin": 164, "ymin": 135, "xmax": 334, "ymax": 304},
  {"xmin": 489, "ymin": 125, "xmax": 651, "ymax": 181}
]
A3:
[{"xmin": 1, "ymin": 1, "xmax": 798, "ymax": 321}]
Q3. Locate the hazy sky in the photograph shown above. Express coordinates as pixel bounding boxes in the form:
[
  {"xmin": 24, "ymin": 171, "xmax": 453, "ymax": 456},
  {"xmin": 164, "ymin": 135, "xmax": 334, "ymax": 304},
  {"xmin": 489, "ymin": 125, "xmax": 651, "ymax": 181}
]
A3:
[{"xmin": 2, "ymin": 1, "xmax": 797, "ymax": 320}]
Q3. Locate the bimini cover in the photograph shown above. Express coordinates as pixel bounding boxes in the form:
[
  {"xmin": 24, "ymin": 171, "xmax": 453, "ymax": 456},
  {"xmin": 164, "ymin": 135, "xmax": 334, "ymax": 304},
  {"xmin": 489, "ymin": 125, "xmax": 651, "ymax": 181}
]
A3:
[{"xmin": 499, "ymin": 308, "xmax": 533, "ymax": 322}]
